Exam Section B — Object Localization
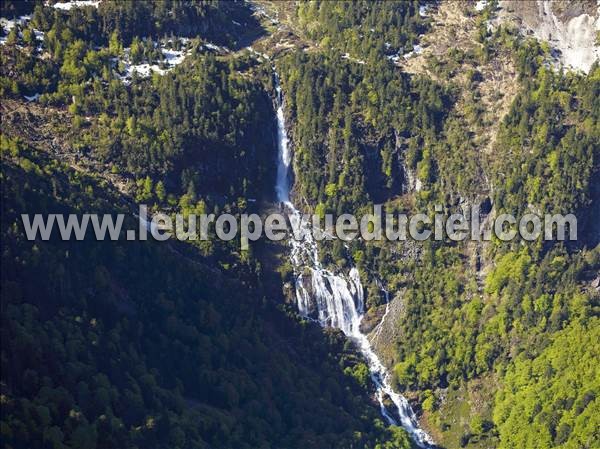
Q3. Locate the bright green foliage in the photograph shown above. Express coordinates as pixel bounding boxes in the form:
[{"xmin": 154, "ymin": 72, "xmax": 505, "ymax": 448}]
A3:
[
  {"xmin": 491, "ymin": 51, "xmax": 599, "ymax": 221},
  {"xmin": 345, "ymin": 362, "xmax": 370, "ymax": 389},
  {"xmin": 374, "ymin": 425, "xmax": 413, "ymax": 449},
  {"xmin": 494, "ymin": 320, "xmax": 599, "ymax": 449},
  {"xmin": 296, "ymin": 0, "xmax": 426, "ymax": 62},
  {"xmin": 155, "ymin": 181, "xmax": 166, "ymax": 203},
  {"xmin": 276, "ymin": 12, "xmax": 599, "ymax": 449},
  {"xmin": 484, "ymin": 250, "xmax": 531, "ymax": 295},
  {"xmin": 278, "ymin": 50, "xmax": 450, "ymax": 213},
  {"xmin": 1, "ymin": 2, "xmax": 599, "ymax": 448}
]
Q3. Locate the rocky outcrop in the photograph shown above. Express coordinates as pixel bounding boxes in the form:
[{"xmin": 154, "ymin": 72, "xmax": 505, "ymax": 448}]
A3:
[
  {"xmin": 366, "ymin": 291, "xmax": 407, "ymax": 368},
  {"xmin": 495, "ymin": 0, "xmax": 599, "ymax": 73}
]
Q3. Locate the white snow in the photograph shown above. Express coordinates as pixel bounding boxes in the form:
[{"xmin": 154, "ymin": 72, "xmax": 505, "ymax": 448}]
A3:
[
  {"xmin": 117, "ymin": 39, "xmax": 191, "ymax": 84},
  {"xmin": 246, "ymin": 46, "xmax": 270, "ymax": 60},
  {"xmin": 51, "ymin": 1, "xmax": 101, "ymax": 10},
  {"xmin": 415, "ymin": 178, "xmax": 423, "ymax": 192},
  {"xmin": 419, "ymin": 4, "xmax": 429, "ymax": 17},
  {"xmin": 161, "ymin": 48, "xmax": 186, "ymax": 66},
  {"xmin": 1, "ymin": 15, "xmax": 31, "ymax": 32},
  {"xmin": 247, "ymin": 1, "xmax": 278, "ymax": 24},
  {"xmin": 1, "ymin": 17, "xmax": 17, "ymax": 33},
  {"xmin": 475, "ymin": 1, "xmax": 488, "ymax": 12},
  {"xmin": 385, "ymin": 41, "xmax": 404, "ymax": 64},
  {"xmin": 387, "ymin": 53, "xmax": 402, "ymax": 64},
  {"xmin": 342, "ymin": 52, "xmax": 365, "ymax": 64},
  {"xmin": 121, "ymin": 53, "xmax": 184, "ymax": 80},
  {"xmin": 1, "ymin": 15, "xmax": 44, "ymax": 47},
  {"xmin": 24, "ymin": 93, "xmax": 40, "ymax": 102},
  {"xmin": 403, "ymin": 44, "xmax": 423, "ymax": 60},
  {"xmin": 202, "ymin": 42, "xmax": 229, "ymax": 53},
  {"xmin": 122, "ymin": 63, "xmax": 163, "ymax": 79}
]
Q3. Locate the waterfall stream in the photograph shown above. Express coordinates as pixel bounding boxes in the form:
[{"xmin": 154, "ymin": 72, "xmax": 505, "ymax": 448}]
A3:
[{"xmin": 273, "ymin": 72, "xmax": 434, "ymax": 448}]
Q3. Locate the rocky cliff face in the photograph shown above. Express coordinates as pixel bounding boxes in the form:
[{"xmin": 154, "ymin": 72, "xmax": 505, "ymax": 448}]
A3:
[{"xmin": 495, "ymin": 0, "xmax": 599, "ymax": 73}]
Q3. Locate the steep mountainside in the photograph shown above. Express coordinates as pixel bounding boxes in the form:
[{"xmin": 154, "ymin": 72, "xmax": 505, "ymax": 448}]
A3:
[
  {"xmin": 1, "ymin": 1, "xmax": 599, "ymax": 449},
  {"xmin": 0, "ymin": 1, "xmax": 413, "ymax": 448},
  {"xmin": 257, "ymin": 1, "xmax": 600, "ymax": 449}
]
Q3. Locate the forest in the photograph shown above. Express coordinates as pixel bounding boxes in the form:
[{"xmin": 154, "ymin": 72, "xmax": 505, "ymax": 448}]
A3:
[
  {"xmin": 1, "ymin": 1, "xmax": 599, "ymax": 449},
  {"xmin": 277, "ymin": 1, "xmax": 599, "ymax": 448},
  {"xmin": 0, "ymin": 1, "xmax": 413, "ymax": 448},
  {"xmin": 1, "ymin": 127, "xmax": 410, "ymax": 449}
]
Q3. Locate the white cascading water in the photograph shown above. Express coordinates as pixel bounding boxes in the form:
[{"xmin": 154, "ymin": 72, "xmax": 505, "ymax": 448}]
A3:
[{"xmin": 273, "ymin": 72, "xmax": 434, "ymax": 448}]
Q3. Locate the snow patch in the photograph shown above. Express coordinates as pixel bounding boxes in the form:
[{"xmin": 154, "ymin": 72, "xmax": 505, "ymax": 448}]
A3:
[
  {"xmin": 415, "ymin": 178, "xmax": 422, "ymax": 192},
  {"xmin": 1, "ymin": 15, "xmax": 44, "ymax": 47},
  {"xmin": 246, "ymin": 46, "xmax": 270, "ymax": 60},
  {"xmin": 161, "ymin": 48, "xmax": 186, "ymax": 66},
  {"xmin": 403, "ymin": 44, "xmax": 423, "ymax": 60},
  {"xmin": 1, "ymin": 15, "xmax": 31, "ymax": 32},
  {"xmin": 51, "ymin": 1, "xmax": 101, "ymax": 10},
  {"xmin": 24, "ymin": 93, "xmax": 40, "ymax": 102},
  {"xmin": 247, "ymin": 1, "xmax": 278, "ymax": 24},
  {"xmin": 475, "ymin": 0, "xmax": 488, "ymax": 12},
  {"xmin": 117, "ymin": 39, "xmax": 191, "ymax": 84},
  {"xmin": 387, "ymin": 53, "xmax": 402, "ymax": 64},
  {"xmin": 1, "ymin": 17, "xmax": 17, "ymax": 33},
  {"xmin": 122, "ymin": 63, "xmax": 164, "ymax": 79},
  {"xmin": 201, "ymin": 42, "xmax": 230, "ymax": 53},
  {"xmin": 342, "ymin": 52, "xmax": 365, "ymax": 64},
  {"xmin": 203, "ymin": 42, "xmax": 220, "ymax": 51}
]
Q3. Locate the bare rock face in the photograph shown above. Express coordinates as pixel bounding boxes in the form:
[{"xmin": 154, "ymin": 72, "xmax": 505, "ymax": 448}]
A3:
[
  {"xmin": 496, "ymin": 0, "xmax": 599, "ymax": 73},
  {"xmin": 366, "ymin": 291, "xmax": 408, "ymax": 368}
]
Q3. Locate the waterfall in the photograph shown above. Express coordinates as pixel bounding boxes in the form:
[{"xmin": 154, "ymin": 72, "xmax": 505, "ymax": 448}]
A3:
[
  {"xmin": 273, "ymin": 71, "xmax": 435, "ymax": 448},
  {"xmin": 275, "ymin": 80, "xmax": 291, "ymax": 204}
]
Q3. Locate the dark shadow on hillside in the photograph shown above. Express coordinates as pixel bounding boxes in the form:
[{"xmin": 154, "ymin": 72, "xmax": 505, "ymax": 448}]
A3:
[{"xmin": 214, "ymin": 1, "xmax": 268, "ymax": 50}]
